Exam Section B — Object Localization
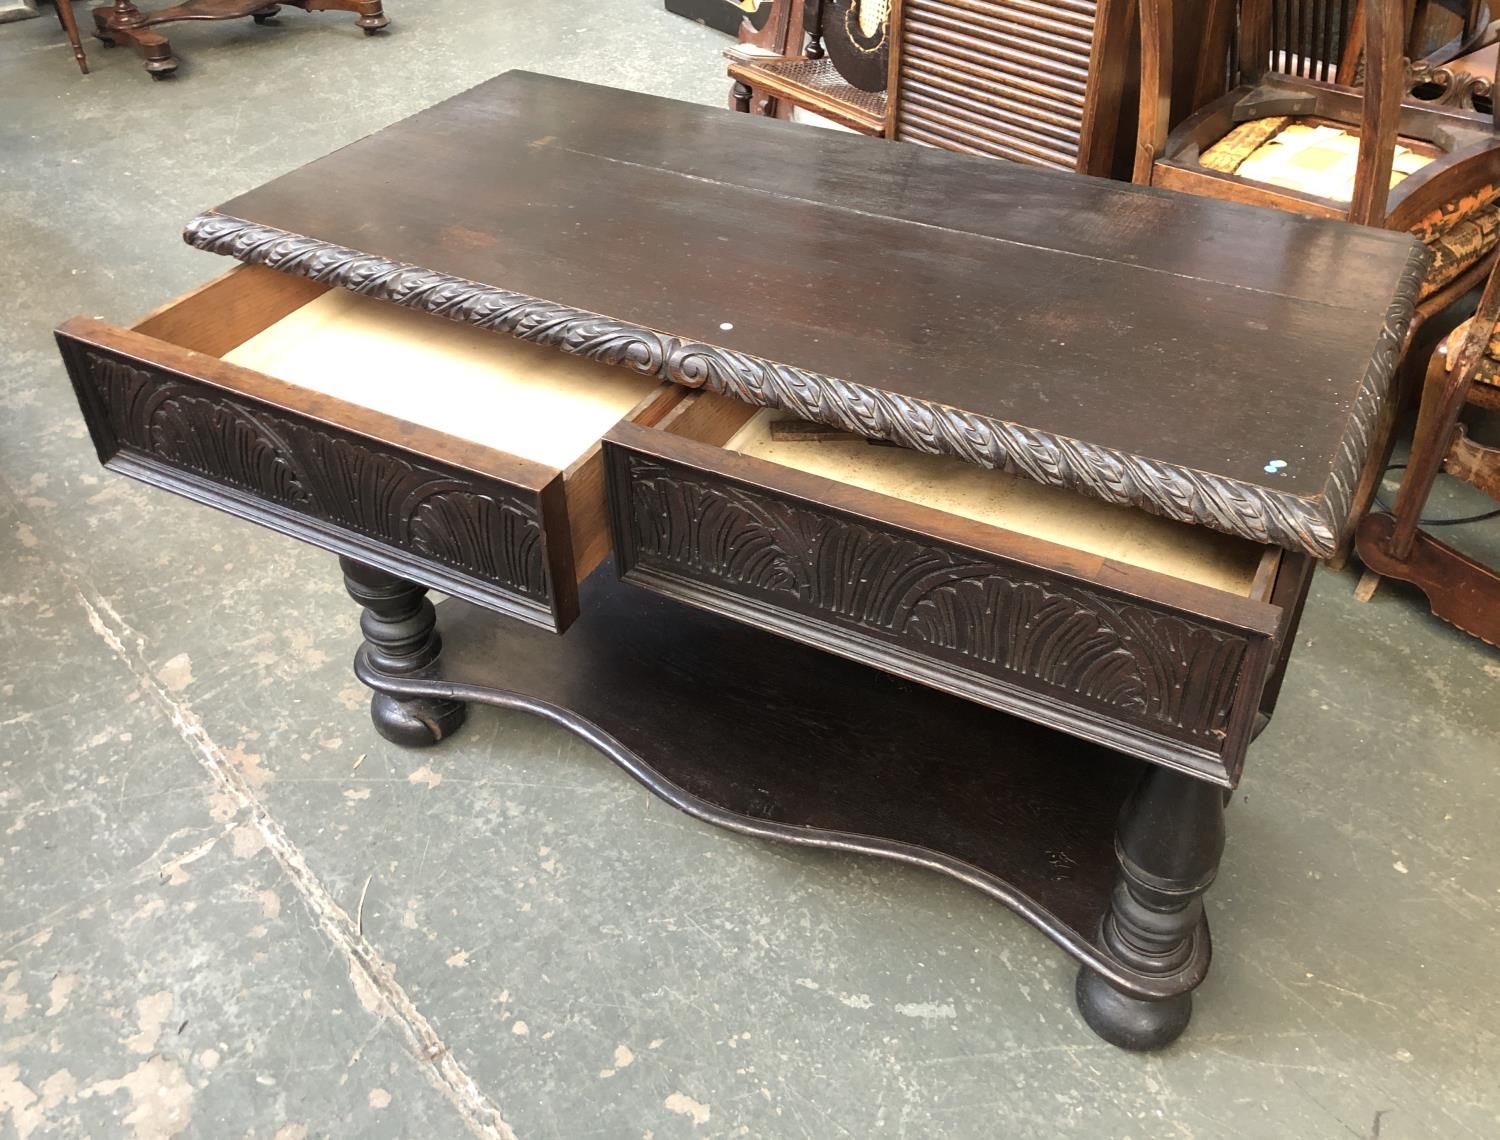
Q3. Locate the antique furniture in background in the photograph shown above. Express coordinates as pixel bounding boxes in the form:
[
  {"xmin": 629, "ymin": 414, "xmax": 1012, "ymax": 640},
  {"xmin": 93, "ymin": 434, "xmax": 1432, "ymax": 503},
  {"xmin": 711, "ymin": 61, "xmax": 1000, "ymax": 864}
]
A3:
[
  {"xmin": 727, "ymin": 0, "xmax": 890, "ymax": 132},
  {"xmin": 1138, "ymin": 0, "xmax": 1500, "ymax": 557},
  {"xmin": 728, "ymin": 0, "xmax": 1140, "ymax": 171},
  {"xmin": 1408, "ymin": 35, "xmax": 1500, "ymax": 116},
  {"xmin": 1355, "ymin": 251, "xmax": 1500, "ymax": 645},
  {"xmin": 55, "ymin": 73, "xmax": 1423, "ymax": 1050},
  {"xmin": 92, "ymin": 0, "xmax": 387, "ymax": 78}
]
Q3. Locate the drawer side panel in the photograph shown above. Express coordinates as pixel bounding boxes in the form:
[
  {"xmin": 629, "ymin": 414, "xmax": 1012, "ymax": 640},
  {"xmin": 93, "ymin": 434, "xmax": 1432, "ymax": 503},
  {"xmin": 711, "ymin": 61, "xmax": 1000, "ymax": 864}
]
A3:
[
  {"xmin": 608, "ymin": 445, "xmax": 1273, "ymax": 783},
  {"xmin": 59, "ymin": 333, "xmax": 572, "ymax": 630}
]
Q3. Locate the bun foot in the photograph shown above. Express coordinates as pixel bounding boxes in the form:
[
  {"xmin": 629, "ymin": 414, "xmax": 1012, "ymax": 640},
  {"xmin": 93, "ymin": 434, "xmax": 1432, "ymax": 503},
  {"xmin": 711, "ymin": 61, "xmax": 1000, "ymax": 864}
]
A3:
[
  {"xmin": 1075, "ymin": 968, "xmax": 1192, "ymax": 1051},
  {"xmin": 370, "ymin": 691, "xmax": 465, "ymax": 747},
  {"xmin": 342, "ymin": 557, "xmax": 467, "ymax": 749}
]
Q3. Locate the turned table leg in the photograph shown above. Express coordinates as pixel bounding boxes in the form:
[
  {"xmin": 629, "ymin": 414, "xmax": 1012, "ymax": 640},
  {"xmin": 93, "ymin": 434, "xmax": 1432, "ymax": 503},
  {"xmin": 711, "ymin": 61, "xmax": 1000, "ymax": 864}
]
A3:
[
  {"xmin": 340, "ymin": 557, "xmax": 465, "ymax": 747},
  {"xmin": 1075, "ymin": 766, "xmax": 1225, "ymax": 1050}
]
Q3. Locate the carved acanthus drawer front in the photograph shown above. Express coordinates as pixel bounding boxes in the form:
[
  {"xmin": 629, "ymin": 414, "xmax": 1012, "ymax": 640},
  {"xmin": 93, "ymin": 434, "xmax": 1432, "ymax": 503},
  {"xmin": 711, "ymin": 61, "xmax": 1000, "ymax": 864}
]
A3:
[
  {"xmin": 610, "ymin": 450, "xmax": 1265, "ymax": 772},
  {"xmin": 63, "ymin": 343, "xmax": 556, "ymax": 620}
]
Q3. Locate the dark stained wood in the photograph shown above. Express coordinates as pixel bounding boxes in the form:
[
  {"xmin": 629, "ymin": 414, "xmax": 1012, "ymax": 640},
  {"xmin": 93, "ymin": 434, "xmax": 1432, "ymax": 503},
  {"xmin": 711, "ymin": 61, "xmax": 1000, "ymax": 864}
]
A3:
[
  {"xmin": 54, "ymin": 314, "xmax": 582, "ymax": 631},
  {"xmin": 1356, "ymin": 511, "xmax": 1500, "ymax": 646},
  {"xmin": 1076, "ymin": 764, "xmax": 1225, "ymax": 1050},
  {"xmin": 603, "ymin": 417, "xmax": 1286, "ymax": 787},
  {"xmin": 341, "ymin": 557, "xmax": 465, "ymax": 746},
  {"xmin": 194, "ymin": 71, "xmax": 1422, "ymax": 556},
  {"xmin": 356, "ymin": 565, "xmax": 1222, "ymax": 1013},
  {"xmin": 92, "ymin": 0, "xmax": 386, "ymax": 77}
]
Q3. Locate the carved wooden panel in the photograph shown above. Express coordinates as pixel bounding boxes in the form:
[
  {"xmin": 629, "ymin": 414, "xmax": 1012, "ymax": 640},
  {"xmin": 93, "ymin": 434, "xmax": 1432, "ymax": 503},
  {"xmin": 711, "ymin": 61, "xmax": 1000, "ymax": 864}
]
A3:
[
  {"xmin": 183, "ymin": 212, "xmax": 1427, "ymax": 561},
  {"xmin": 610, "ymin": 451, "xmax": 1263, "ymax": 766},
  {"xmin": 61, "ymin": 341, "xmax": 558, "ymax": 623}
]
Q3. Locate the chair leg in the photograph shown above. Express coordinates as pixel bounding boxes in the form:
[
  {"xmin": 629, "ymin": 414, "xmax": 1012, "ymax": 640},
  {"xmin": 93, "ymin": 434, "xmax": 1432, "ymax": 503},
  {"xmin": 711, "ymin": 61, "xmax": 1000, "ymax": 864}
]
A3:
[
  {"xmin": 1387, "ymin": 350, "xmax": 1474, "ymax": 562},
  {"xmin": 54, "ymin": 0, "xmax": 89, "ymax": 73}
]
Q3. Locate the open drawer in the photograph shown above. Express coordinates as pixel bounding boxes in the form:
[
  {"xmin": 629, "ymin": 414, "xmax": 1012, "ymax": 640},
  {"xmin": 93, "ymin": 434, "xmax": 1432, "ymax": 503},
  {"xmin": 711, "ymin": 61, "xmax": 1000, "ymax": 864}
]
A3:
[
  {"xmin": 603, "ymin": 395, "xmax": 1314, "ymax": 786},
  {"xmin": 56, "ymin": 265, "xmax": 684, "ymax": 631}
]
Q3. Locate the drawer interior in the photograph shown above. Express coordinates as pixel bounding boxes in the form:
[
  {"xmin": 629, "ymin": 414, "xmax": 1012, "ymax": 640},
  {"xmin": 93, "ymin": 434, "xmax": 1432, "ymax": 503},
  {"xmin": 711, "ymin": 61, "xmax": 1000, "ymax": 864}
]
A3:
[
  {"xmin": 131, "ymin": 265, "xmax": 681, "ymax": 586},
  {"xmin": 219, "ymin": 288, "xmax": 665, "ymax": 470},
  {"xmin": 660, "ymin": 397, "xmax": 1272, "ymax": 599}
]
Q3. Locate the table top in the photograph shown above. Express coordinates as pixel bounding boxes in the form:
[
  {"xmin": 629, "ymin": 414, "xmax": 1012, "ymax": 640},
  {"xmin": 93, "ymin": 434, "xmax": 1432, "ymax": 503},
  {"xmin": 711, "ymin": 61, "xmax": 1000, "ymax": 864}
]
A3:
[{"xmin": 184, "ymin": 71, "xmax": 1427, "ymax": 558}]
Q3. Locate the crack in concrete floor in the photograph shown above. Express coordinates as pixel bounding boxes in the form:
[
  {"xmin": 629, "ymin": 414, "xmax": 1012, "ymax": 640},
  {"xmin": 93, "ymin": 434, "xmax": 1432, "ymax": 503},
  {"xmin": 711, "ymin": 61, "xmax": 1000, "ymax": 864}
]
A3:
[{"xmin": 70, "ymin": 571, "xmax": 518, "ymax": 1139}]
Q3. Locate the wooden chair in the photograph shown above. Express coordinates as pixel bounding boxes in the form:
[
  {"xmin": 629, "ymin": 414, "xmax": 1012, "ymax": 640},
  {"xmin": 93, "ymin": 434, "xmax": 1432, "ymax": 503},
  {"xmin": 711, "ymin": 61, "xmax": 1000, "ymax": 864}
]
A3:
[
  {"xmin": 728, "ymin": 0, "xmax": 891, "ymax": 134},
  {"xmin": 1137, "ymin": 0, "xmax": 1500, "ymax": 555},
  {"xmin": 1354, "ymin": 255, "xmax": 1500, "ymax": 645},
  {"xmin": 1140, "ymin": 0, "xmax": 1500, "ymax": 309},
  {"xmin": 728, "ymin": 0, "xmax": 1140, "ymax": 175}
]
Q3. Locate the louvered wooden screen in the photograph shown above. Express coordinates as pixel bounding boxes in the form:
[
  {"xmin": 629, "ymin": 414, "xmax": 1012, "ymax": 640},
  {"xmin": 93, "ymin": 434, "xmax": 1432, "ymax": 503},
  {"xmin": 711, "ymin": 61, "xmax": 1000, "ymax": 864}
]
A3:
[{"xmin": 889, "ymin": 0, "xmax": 1101, "ymax": 171}]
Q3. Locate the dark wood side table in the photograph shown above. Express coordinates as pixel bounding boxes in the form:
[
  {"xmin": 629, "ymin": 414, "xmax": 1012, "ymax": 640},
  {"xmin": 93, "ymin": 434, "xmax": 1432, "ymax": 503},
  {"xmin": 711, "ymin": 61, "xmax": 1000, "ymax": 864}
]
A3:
[
  {"xmin": 93, "ymin": 0, "xmax": 386, "ymax": 78},
  {"xmin": 54, "ymin": 73, "xmax": 1425, "ymax": 1050}
]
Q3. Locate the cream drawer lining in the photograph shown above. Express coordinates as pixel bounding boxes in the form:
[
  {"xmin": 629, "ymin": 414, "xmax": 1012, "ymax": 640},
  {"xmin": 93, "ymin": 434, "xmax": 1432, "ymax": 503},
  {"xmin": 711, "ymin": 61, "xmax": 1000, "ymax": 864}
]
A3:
[
  {"xmin": 223, "ymin": 289, "xmax": 662, "ymax": 469},
  {"xmin": 725, "ymin": 409, "xmax": 1262, "ymax": 596}
]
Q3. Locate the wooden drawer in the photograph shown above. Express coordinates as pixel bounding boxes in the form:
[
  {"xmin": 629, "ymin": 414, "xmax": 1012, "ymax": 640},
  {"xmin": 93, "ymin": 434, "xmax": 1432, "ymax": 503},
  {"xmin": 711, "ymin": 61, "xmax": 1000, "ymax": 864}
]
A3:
[
  {"xmin": 604, "ymin": 395, "xmax": 1311, "ymax": 786},
  {"xmin": 56, "ymin": 265, "xmax": 683, "ymax": 631}
]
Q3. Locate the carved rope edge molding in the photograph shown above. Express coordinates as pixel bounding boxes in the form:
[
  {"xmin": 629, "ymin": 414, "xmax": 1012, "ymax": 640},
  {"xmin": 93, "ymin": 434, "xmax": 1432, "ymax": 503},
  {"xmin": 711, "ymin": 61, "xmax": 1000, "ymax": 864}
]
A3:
[{"xmin": 184, "ymin": 212, "xmax": 1428, "ymax": 559}]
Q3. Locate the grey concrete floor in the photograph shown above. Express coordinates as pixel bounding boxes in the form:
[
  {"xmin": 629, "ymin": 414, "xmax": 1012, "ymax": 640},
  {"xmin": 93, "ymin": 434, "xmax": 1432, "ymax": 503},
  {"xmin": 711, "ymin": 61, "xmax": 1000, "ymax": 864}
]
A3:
[{"xmin": 2, "ymin": 3, "xmax": 1499, "ymax": 1137}]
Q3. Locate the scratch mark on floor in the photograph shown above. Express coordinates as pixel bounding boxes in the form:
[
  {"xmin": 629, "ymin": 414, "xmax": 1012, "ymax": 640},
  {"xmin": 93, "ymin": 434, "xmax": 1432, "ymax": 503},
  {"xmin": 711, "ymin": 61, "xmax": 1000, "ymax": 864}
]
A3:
[{"xmin": 75, "ymin": 583, "xmax": 519, "ymax": 1140}]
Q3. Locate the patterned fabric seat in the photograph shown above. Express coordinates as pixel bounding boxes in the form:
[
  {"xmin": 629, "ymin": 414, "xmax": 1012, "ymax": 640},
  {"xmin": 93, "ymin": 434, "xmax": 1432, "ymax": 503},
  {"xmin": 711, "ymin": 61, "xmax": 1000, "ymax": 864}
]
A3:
[
  {"xmin": 1441, "ymin": 316, "xmax": 1500, "ymax": 388},
  {"xmin": 1201, "ymin": 117, "xmax": 1500, "ymax": 300}
]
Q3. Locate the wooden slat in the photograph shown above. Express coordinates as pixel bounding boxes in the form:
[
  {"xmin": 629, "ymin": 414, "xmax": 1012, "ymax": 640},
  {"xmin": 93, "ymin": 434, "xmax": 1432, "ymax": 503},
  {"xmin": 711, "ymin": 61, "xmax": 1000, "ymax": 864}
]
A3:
[
  {"xmin": 898, "ymin": 104, "xmax": 1079, "ymax": 166},
  {"xmin": 907, "ymin": 0, "xmax": 1095, "ymax": 55},
  {"xmin": 894, "ymin": 0, "xmax": 1096, "ymax": 167},
  {"xmin": 927, "ymin": 0, "xmax": 1097, "ymax": 31},
  {"xmin": 897, "ymin": 112, "xmax": 1078, "ymax": 167},
  {"xmin": 904, "ymin": 16, "xmax": 1093, "ymax": 75},
  {"xmin": 901, "ymin": 87, "xmax": 1082, "ymax": 153},
  {"xmin": 901, "ymin": 71, "xmax": 1084, "ymax": 135},
  {"xmin": 902, "ymin": 42, "xmax": 1089, "ymax": 106},
  {"xmin": 902, "ymin": 35, "xmax": 1089, "ymax": 96}
]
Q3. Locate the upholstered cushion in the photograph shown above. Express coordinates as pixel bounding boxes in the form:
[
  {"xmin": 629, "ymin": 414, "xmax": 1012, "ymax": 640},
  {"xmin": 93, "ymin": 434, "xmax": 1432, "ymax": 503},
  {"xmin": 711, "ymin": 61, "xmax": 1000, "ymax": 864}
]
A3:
[
  {"xmin": 1198, "ymin": 117, "xmax": 1293, "ymax": 173},
  {"xmin": 1411, "ymin": 186, "xmax": 1500, "ymax": 299},
  {"xmin": 1201, "ymin": 118, "xmax": 1433, "ymax": 201},
  {"xmin": 1200, "ymin": 119, "xmax": 1500, "ymax": 301}
]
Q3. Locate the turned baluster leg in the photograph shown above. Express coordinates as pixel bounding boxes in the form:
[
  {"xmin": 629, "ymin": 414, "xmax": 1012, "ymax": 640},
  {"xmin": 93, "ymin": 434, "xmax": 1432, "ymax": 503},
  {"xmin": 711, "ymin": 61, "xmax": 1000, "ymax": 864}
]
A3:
[
  {"xmin": 341, "ymin": 557, "xmax": 466, "ymax": 747},
  {"xmin": 1075, "ymin": 766, "xmax": 1226, "ymax": 1051},
  {"xmin": 54, "ymin": 0, "xmax": 90, "ymax": 73}
]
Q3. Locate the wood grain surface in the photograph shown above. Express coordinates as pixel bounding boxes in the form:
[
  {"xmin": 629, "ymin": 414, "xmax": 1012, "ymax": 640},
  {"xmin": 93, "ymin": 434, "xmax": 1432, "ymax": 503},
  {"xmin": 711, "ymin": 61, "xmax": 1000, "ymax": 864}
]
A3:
[{"xmin": 188, "ymin": 71, "xmax": 1426, "ymax": 555}]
